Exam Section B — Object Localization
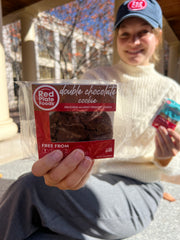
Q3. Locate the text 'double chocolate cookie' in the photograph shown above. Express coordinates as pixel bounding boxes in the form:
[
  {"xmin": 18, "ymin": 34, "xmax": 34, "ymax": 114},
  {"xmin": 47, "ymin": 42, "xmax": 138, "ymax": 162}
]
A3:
[{"xmin": 49, "ymin": 111, "xmax": 113, "ymax": 142}]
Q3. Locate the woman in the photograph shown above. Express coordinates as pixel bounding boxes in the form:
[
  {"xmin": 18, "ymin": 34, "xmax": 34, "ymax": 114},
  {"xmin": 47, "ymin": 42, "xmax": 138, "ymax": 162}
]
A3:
[{"xmin": 0, "ymin": 0, "xmax": 180, "ymax": 239}]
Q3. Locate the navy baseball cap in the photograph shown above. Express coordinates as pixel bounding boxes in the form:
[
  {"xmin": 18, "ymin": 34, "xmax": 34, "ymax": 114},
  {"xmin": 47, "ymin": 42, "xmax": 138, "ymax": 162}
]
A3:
[{"xmin": 114, "ymin": 0, "xmax": 163, "ymax": 29}]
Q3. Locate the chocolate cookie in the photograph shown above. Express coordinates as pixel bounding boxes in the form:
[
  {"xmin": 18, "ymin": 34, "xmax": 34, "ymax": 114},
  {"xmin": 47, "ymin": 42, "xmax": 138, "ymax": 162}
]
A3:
[{"xmin": 49, "ymin": 111, "xmax": 113, "ymax": 142}]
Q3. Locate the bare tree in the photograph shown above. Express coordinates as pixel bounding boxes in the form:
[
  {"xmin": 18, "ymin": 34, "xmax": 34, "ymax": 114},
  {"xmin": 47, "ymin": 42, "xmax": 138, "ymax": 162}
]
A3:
[{"xmin": 36, "ymin": 0, "xmax": 114, "ymax": 79}]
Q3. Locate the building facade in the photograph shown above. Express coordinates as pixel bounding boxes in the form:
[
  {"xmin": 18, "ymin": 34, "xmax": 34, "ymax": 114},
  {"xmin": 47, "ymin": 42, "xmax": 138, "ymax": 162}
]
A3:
[{"xmin": 3, "ymin": 12, "xmax": 113, "ymax": 110}]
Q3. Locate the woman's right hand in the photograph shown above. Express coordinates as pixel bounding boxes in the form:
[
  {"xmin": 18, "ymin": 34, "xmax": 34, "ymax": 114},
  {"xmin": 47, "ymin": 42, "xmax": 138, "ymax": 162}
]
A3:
[
  {"xmin": 32, "ymin": 149, "xmax": 94, "ymax": 190},
  {"xmin": 154, "ymin": 126, "xmax": 180, "ymax": 166}
]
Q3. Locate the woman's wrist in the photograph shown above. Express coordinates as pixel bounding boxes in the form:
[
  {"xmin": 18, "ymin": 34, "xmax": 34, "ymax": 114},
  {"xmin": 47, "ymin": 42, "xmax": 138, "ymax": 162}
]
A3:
[{"xmin": 154, "ymin": 156, "xmax": 172, "ymax": 167}]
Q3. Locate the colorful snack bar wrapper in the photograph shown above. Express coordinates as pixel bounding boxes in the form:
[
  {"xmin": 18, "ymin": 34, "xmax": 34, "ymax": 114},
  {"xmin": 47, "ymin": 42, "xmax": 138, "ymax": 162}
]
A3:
[{"xmin": 152, "ymin": 98, "xmax": 180, "ymax": 130}]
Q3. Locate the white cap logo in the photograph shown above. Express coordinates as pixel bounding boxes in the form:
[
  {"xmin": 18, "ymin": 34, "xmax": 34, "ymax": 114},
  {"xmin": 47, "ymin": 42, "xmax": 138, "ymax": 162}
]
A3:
[{"xmin": 128, "ymin": 0, "xmax": 147, "ymax": 11}]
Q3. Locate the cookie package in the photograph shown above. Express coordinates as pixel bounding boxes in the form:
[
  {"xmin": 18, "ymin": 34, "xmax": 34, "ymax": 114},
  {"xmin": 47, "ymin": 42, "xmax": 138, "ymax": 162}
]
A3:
[
  {"xmin": 152, "ymin": 98, "xmax": 180, "ymax": 130},
  {"xmin": 20, "ymin": 80, "xmax": 117, "ymax": 160}
]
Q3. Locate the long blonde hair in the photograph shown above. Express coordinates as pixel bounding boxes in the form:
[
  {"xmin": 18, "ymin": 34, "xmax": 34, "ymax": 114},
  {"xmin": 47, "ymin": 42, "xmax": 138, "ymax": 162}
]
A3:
[{"xmin": 151, "ymin": 28, "xmax": 163, "ymax": 64}]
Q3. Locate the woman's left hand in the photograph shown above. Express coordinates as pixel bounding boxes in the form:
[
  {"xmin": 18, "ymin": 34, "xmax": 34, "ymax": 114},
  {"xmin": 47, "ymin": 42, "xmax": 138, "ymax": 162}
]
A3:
[{"xmin": 154, "ymin": 126, "xmax": 180, "ymax": 166}]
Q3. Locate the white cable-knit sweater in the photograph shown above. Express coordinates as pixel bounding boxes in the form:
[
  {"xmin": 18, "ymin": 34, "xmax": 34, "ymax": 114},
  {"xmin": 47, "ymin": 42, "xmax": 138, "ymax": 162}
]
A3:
[{"xmin": 82, "ymin": 60, "xmax": 180, "ymax": 182}]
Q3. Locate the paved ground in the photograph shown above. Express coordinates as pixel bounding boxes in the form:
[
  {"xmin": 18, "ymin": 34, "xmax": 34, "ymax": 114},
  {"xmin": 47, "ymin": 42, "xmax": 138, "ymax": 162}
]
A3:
[
  {"xmin": 127, "ymin": 182, "xmax": 180, "ymax": 240},
  {"xmin": 0, "ymin": 158, "xmax": 180, "ymax": 240}
]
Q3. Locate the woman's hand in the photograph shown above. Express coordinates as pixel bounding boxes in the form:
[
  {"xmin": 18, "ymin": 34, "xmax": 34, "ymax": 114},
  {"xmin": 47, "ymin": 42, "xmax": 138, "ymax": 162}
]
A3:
[
  {"xmin": 154, "ymin": 126, "xmax": 180, "ymax": 166},
  {"xmin": 32, "ymin": 149, "xmax": 94, "ymax": 190}
]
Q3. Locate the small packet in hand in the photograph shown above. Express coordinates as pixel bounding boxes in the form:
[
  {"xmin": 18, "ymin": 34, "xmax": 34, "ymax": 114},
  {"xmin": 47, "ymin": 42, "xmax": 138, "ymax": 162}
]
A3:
[{"xmin": 152, "ymin": 98, "xmax": 180, "ymax": 130}]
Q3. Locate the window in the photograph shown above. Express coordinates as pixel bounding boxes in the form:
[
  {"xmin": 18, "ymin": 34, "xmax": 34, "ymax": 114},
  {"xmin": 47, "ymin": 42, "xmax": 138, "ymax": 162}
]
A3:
[
  {"xmin": 59, "ymin": 34, "xmax": 72, "ymax": 63},
  {"xmin": 38, "ymin": 26, "xmax": 54, "ymax": 59},
  {"xmin": 39, "ymin": 66, "xmax": 55, "ymax": 79},
  {"xmin": 88, "ymin": 47, "xmax": 99, "ymax": 68},
  {"xmin": 76, "ymin": 41, "xmax": 86, "ymax": 63},
  {"xmin": 99, "ymin": 50, "xmax": 112, "ymax": 66}
]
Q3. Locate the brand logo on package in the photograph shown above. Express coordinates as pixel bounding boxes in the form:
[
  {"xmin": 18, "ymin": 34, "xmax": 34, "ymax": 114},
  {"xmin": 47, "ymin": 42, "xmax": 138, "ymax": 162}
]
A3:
[
  {"xmin": 33, "ymin": 85, "xmax": 60, "ymax": 111},
  {"xmin": 128, "ymin": 0, "xmax": 147, "ymax": 11}
]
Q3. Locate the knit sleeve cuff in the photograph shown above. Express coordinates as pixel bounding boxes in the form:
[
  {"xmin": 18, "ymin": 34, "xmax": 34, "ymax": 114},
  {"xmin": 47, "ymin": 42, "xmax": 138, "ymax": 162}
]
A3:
[{"xmin": 153, "ymin": 154, "xmax": 180, "ymax": 176}]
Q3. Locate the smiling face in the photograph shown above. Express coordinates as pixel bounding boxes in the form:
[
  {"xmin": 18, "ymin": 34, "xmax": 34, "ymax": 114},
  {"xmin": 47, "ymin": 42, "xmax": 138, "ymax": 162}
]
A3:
[{"xmin": 116, "ymin": 17, "xmax": 161, "ymax": 66}]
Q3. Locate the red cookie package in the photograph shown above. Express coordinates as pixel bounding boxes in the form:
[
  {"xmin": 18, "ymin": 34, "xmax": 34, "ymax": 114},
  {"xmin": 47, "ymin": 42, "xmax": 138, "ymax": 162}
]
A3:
[{"xmin": 32, "ymin": 82, "xmax": 117, "ymax": 159}]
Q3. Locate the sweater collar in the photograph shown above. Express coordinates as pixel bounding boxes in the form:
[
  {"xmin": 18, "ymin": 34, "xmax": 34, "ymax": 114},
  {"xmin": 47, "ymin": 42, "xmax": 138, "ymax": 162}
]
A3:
[{"xmin": 115, "ymin": 60, "xmax": 155, "ymax": 77}]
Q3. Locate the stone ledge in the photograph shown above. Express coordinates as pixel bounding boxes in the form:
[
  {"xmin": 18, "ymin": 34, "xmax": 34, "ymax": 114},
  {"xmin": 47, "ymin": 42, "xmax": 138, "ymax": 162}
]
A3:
[{"xmin": 0, "ymin": 133, "xmax": 24, "ymax": 165}]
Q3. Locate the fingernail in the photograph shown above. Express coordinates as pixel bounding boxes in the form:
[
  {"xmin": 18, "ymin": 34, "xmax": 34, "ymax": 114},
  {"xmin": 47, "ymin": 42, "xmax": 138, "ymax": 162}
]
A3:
[
  {"xmin": 83, "ymin": 157, "xmax": 92, "ymax": 167},
  {"xmin": 159, "ymin": 126, "xmax": 164, "ymax": 131},
  {"xmin": 167, "ymin": 128, "xmax": 173, "ymax": 132},
  {"xmin": 51, "ymin": 150, "xmax": 63, "ymax": 161},
  {"xmin": 74, "ymin": 149, "xmax": 84, "ymax": 160},
  {"xmin": 159, "ymin": 126, "xmax": 168, "ymax": 134}
]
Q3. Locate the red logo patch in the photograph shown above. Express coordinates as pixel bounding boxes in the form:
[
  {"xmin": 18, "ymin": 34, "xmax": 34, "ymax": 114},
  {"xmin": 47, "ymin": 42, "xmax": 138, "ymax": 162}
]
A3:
[
  {"xmin": 33, "ymin": 85, "xmax": 60, "ymax": 111},
  {"xmin": 128, "ymin": 0, "xmax": 147, "ymax": 11}
]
